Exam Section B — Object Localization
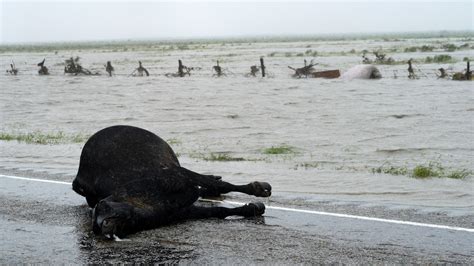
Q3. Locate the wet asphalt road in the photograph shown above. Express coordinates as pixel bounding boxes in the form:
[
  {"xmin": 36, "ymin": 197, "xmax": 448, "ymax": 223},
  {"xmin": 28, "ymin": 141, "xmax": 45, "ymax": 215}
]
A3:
[{"xmin": 0, "ymin": 173, "xmax": 473, "ymax": 264}]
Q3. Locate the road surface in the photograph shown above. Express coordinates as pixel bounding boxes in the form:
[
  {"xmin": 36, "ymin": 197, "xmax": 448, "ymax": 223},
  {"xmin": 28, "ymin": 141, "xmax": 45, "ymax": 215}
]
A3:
[{"xmin": 0, "ymin": 171, "xmax": 472, "ymax": 264}]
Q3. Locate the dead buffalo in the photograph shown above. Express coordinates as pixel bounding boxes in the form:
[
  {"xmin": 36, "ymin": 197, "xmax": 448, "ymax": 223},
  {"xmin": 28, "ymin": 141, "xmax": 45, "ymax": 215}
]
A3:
[{"xmin": 72, "ymin": 125, "xmax": 271, "ymax": 238}]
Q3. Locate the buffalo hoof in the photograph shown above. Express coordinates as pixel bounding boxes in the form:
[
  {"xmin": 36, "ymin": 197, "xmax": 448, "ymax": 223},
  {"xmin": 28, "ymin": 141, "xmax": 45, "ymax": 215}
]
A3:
[
  {"xmin": 243, "ymin": 202, "xmax": 266, "ymax": 217},
  {"xmin": 251, "ymin": 182, "xmax": 272, "ymax": 197}
]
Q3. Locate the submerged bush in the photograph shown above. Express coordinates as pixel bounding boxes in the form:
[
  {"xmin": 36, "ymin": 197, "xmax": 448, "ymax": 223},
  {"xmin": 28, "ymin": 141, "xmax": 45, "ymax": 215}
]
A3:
[
  {"xmin": 263, "ymin": 145, "xmax": 296, "ymax": 155},
  {"xmin": 405, "ymin": 45, "xmax": 435, "ymax": 52},
  {"xmin": 166, "ymin": 138, "xmax": 182, "ymax": 145},
  {"xmin": 372, "ymin": 162, "xmax": 472, "ymax": 179},
  {"xmin": 305, "ymin": 49, "xmax": 318, "ymax": 57},
  {"xmin": 424, "ymin": 54, "xmax": 453, "ymax": 63},
  {"xmin": 203, "ymin": 153, "xmax": 245, "ymax": 162},
  {"xmin": 412, "ymin": 165, "xmax": 438, "ymax": 178},
  {"xmin": 372, "ymin": 165, "xmax": 408, "ymax": 176},
  {"xmin": 442, "ymin": 43, "xmax": 457, "ymax": 52},
  {"xmin": 420, "ymin": 45, "xmax": 435, "ymax": 52},
  {"xmin": 446, "ymin": 170, "xmax": 471, "ymax": 179}
]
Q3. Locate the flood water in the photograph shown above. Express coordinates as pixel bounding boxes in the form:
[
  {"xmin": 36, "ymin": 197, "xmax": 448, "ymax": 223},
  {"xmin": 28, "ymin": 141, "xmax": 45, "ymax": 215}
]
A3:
[{"xmin": 1, "ymin": 37, "xmax": 473, "ymax": 215}]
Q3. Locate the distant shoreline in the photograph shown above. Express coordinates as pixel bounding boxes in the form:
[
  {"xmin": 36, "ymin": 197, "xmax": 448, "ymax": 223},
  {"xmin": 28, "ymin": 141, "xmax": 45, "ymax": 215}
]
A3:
[{"xmin": 1, "ymin": 30, "xmax": 473, "ymax": 48}]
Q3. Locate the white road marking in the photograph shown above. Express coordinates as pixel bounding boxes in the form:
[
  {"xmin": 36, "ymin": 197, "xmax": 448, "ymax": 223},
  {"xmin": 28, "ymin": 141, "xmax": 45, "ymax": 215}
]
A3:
[
  {"xmin": 1, "ymin": 174, "xmax": 473, "ymax": 233},
  {"xmin": 0, "ymin": 174, "xmax": 72, "ymax": 185},
  {"xmin": 201, "ymin": 199, "xmax": 474, "ymax": 233}
]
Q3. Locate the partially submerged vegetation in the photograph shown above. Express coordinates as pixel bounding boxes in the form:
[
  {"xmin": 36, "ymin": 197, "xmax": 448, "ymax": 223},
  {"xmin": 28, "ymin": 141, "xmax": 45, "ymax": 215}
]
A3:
[
  {"xmin": 404, "ymin": 43, "xmax": 473, "ymax": 53},
  {"xmin": 404, "ymin": 45, "xmax": 435, "ymax": 52},
  {"xmin": 188, "ymin": 151, "xmax": 256, "ymax": 162},
  {"xmin": 0, "ymin": 131, "xmax": 88, "ymax": 145},
  {"xmin": 424, "ymin": 54, "xmax": 455, "ymax": 63},
  {"xmin": 441, "ymin": 43, "xmax": 472, "ymax": 52},
  {"xmin": 372, "ymin": 162, "xmax": 472, "ymax": 179},
  {"xmin": 203, "ymin": 153, "xmax": 246, "ymax": 162},
  {"xmin": 263, "ymin": 145, "xmax": 296, "ymax": 155},
  {"xmin": 166, "ymin": 138, "xmax": 182, "ymax": 146}
]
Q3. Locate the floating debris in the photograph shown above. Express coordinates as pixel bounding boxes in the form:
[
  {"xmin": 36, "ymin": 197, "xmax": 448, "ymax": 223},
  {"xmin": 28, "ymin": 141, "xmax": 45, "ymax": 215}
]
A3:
[
  {"xmin": 437, "ymin": 68, "xmax": 448, "ymax": 79},
  {"xmin": 452, "ymin": 61, "xmax": 472, "ymax": 81},
  {"xmin": 362, "ymin": 50, "xmax": 395, "ymax": 65},
  {"xmin": 288, "ymin": 59, "xmax": 317, "ymax": 78},
  {"xmin": 37, "ymin": 58, "xmax": 49, "ymax": 75},
  {"xmin": 165, "ymin": 59, "xmax": 194, "ymax": 77},
  {"xmin": 64, "ymin": 57, "xmax": 99, "ymax": 75},
  {"xmin": 341, "ymin": 65, "xmax": 382, "ymax": 80},
  {"xmin": 6, "ymin": 61, "xmax": 18, "ymax": 75}
]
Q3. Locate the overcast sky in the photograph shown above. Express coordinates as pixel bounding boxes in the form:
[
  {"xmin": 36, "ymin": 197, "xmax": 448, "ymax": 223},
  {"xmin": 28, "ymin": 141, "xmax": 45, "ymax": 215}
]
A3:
[{"xmin": 0, "ymin": 0, "xmax": 472, "ymax": 44}]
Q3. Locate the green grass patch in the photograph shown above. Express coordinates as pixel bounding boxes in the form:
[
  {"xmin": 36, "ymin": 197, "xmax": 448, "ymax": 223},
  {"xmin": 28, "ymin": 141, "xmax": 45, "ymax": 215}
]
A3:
[
  {"xmin": 424, "ymin": 54, "xmax": 455, "ymax": 63},
  {"xmin": 263, "ymin": 145, "xmax": 296, "ymax": 155},
  {"xmin": 372, "ymin": 165, "xmax": 409, "ymax": 176},
  {"xmin": 412, "ymin": 165, "xmax": 439, "ymax": 178},
  {"xmin": 0, "ymin": 131, "xmax": 88, "ymax": 145},
  {"xmin": 404, "ymin": 45, "xmax": 435, "ymax": 52},
  {"xmin": 372, "ymin": 162, "xmax": 472, "ymax": 179},
  {"xmin": 166, "ymin": 138, "xmax": 182, "ymax": 145},
  {"xmin": 446, "ymin": 169, "xmax": 471, "ymax": 179},
  {"xmin": 203, "ymin": 153, "xmax": 245, "ymax": 162},
  {"xmin": 305, "ymin": 49, "xmax": 318, "ymax": 57},
  {"xmin": 442, "ymin": 43, "xmax": 458, "ymax": 52}
]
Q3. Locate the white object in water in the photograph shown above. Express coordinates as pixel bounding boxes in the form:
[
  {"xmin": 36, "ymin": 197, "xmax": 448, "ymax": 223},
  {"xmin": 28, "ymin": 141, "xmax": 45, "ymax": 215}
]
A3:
[{"xmin": 341, "ymin": 65, "xmax": 382, "ymax": 80}]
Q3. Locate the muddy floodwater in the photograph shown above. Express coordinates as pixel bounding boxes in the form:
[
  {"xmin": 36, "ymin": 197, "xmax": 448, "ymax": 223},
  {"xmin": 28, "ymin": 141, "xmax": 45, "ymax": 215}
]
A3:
[
  {"xmin": 0, "ymin": 35, "xmax": 474, "ymax": 214},
  {"xmin": 1, "ymin": 36, "xmax": 473, "ymax": 215}
]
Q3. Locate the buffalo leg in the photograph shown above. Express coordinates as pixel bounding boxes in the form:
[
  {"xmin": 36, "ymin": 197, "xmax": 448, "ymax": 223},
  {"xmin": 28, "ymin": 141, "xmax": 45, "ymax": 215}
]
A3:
[
  {"xmin": 172, "ymin": 202, "xmax": 266, "ymax": 221},
  {"xmin": 179, "ymin": 167, "xmax": 271, "ymax": 197}
]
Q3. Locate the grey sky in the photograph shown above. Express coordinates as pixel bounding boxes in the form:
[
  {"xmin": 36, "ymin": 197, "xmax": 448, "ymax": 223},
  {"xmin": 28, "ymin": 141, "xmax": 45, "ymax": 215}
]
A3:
[{"xmin": 1, "ymin": 1, "xmax": 472, "ymax": 44}]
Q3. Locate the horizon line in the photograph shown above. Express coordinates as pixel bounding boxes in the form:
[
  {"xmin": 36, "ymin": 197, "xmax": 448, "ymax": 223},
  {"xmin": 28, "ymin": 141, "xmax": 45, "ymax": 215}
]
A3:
[{"xmin": 1, "ymin": 30, "xmax": 473, "ymax": 46}]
